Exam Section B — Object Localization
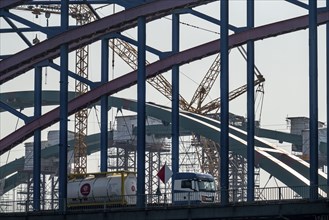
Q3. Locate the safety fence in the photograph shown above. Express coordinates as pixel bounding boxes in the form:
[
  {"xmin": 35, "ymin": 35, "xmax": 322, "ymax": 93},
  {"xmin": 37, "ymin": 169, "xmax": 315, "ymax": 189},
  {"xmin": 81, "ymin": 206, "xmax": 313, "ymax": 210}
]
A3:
[{"xmin": 0, "ymin": 185, "xmax": 327, "ymax": 213}]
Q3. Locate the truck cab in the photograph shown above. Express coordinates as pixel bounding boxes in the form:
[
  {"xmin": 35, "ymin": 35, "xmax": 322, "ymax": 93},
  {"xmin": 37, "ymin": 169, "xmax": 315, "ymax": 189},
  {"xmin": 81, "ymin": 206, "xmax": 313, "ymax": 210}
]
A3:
[{"xmin": 173, "ymin": 172, "xmax": 216, "ymax": 204}]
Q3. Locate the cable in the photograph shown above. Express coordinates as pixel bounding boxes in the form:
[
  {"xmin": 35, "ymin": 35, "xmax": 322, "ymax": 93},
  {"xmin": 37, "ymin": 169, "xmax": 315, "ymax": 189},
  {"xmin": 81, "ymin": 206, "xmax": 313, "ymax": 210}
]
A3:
[
  {"xmin": 255, "ymin": 85, "xmax": 265, "ymax": 124},
  {"xmin": 1, "ymin": 111, "xmax": 23, "ymax": 179},
  {"xmin": 258, "ymin": 174, "xmax": 272, "ymax": 199},
  {"xmin": 237, "ymin": 46, "xmax": 263, "ymax": 77},
  {"xmin": 163, "ymin": 16, "xmax": 219, "ymax": 35},
  {"xmin": 94, "ymin": 4, "xmax": 111, "ymax": 11},
  {"xmin": 92, "ymin": 106, "xmax": 101, "ymax": 130}
]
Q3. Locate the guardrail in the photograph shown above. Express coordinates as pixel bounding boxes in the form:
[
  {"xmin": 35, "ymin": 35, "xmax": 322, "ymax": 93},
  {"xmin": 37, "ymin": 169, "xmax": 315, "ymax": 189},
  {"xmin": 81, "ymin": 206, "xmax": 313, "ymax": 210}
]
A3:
[{"xmin": 0, "ymin": 185, "xmax": 327, "ymax": 213}]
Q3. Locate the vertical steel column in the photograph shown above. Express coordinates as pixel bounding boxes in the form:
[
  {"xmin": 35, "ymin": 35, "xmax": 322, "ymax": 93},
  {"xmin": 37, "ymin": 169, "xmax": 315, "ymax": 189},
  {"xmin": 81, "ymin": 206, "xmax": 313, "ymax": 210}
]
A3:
[
  {"xmin": 33, "ymin": 66, "xmax": 42, "ymax": 211},
  {"xmin": 171, "ymin": 12, "xmax": 180, "ymax": 195},
  {"xmin": 137, "ymin": 16, "xmax": 146, "ymax": 208},
  {"xmin": 326, "ymin": 0, "xmax": 329, "ymax": 191},
  {"xmin": 309, "ymin": 0, "xmax": 319, "ymax": 200},
  {"xmin": 100, "ymin": 38, "xmax": 109, "ymax": 172},
  {"xmin": 59, "ymin": 0, "xmax": 69, "ymax": 212},
  {"xmin": 247, "ymin": 0, "xmax": 255, "ymax": 202},
  {"xmin": 220, "ymin": 0, "xmax": 229, "ymax": 205}
]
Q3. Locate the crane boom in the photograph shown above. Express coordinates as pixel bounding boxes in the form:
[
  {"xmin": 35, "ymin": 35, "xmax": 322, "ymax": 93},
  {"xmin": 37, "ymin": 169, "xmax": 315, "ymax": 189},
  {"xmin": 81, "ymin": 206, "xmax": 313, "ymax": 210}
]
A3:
[
  {"xmin": 198, "ymin": 75, "xmax": 265, "ymax": 114},
  {"xmin": 188, "ymin": 54, "xmax": 220, "ymax": 111}
]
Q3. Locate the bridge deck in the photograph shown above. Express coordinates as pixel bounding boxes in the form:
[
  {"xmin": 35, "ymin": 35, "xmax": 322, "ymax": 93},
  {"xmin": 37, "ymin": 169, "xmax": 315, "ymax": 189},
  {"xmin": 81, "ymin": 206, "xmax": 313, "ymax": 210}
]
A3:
[{"xmin": 1, "ymin": 200, "xmax": 329, "ymax": 220}]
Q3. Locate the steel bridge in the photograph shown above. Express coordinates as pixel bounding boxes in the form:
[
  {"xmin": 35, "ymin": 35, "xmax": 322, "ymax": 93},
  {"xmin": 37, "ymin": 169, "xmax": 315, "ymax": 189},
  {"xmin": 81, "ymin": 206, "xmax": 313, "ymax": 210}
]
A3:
[{"xmin": 1, "ymin": 0, "xmax": 329, "ymax": 218}]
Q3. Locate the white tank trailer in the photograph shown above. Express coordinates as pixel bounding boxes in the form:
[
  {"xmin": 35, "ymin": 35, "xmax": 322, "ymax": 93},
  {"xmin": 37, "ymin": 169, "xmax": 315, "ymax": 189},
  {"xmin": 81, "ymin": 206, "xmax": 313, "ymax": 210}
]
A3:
[{"xmin": 67, "ymin": 171, "xmax": 137, "ymax": 207}]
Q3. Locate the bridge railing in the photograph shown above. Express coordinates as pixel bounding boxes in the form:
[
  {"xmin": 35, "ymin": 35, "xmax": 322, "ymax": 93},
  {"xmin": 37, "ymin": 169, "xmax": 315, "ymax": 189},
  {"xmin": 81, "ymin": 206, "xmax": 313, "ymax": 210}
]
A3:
[{"xmin": 0, "ymin": 185, "xmax": 327, "ymax": 213}]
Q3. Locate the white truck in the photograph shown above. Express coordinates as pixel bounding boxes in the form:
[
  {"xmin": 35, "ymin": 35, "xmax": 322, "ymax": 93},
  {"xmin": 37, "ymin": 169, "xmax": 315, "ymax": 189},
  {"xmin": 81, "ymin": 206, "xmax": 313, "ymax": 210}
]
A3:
[{"xmin": 173, "ymin": 172, "xmax": 216, "ymax": 204}]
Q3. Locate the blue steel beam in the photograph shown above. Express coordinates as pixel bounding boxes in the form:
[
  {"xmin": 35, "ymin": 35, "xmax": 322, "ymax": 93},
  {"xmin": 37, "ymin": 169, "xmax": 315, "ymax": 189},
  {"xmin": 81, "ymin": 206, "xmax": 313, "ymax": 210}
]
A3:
[
  {"xmin": 48, "ymin": 62, "xmax": 96, "ymax": 89},
  {"xmin": 33, "ymin": 66, "xmax": 42, "ymax": 211},
  {"xmin": 58, "ymin": 1, "xmax": 69, "ymax": 211},
  {"xmin": 247, "ymin": 0, "xmax": 255, "ymax": 202},
  {"xmin": 327, "ymin": 0, "xmax": 329, "ymax": 189},
  {"xmin": 171, "ymin": 12, "xmax": 180, "ymax": 195},
  {"xmin": 220, "ymin": 0, "xmax": 229, "ymax": 205},
  {"xmin": 2, "ymin": 16, "xmax": 32, "ymax": 47},
  {"xmin": 137, "ymin": 14, "xmax": 146, "ymax": 208},
  {"xmin": 0, "ymin": 10, "xmax": 57, "ymax": 36},
  {"xmin": 100, "ymin": 38, "xmax": 109, "ymax": 172},
  {"xmin": 309, "ymin": 0, "xmax": 319, "ymax": 200},
  {"xmin": 2, "ymin": 11, "xmax": 329, "ymax": 155},
  {"xmin": 0, "ymin": 101, "xmax": 30, "ymax": 123},
  {"xmin": 285, "ymin": 0, "xmax": 309, "ymax": 10}
]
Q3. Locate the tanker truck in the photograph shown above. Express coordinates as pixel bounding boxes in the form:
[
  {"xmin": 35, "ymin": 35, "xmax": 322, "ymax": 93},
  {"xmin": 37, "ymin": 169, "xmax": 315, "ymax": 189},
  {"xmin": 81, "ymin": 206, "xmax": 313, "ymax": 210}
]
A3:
[
  {"xmin": 67, "ymin": 171, "xmax": 215, "ymax": 207},
  {"xmin": 67, "ymin": 171, "xmax": 137, "ymax": 207}
]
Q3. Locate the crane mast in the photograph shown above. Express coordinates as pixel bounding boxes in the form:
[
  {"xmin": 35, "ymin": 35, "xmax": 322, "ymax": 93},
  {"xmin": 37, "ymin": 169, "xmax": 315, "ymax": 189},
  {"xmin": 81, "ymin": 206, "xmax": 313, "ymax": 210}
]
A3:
[
  {"xmin": 72, "ymin": 4, "xmax": 93, "ymax": 174},
  {"xmin": 188, "ymin": 54, "xmax": 221, "ymax": 112}
]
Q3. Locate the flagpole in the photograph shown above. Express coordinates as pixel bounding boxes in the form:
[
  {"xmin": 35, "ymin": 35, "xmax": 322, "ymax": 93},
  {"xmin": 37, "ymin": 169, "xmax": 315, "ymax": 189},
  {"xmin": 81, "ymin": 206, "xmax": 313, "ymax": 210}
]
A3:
[
  {"xmin": 164, "ymin": 182, "xmax": 167, "ymax": 204},
  {"xmin": 164, "ymin": 162, "xmax": 167, "ymax": 204},
  {"xmin": 157, "ymin": 163, "xmax": 172, "ymax": 204}
]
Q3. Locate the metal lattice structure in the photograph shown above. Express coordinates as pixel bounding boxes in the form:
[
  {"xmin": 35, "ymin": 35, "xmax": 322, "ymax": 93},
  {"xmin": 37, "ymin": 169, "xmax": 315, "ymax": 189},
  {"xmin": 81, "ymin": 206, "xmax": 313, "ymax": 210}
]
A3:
[{"xmin": 72, "ymin": 5, "xmax": 92, "ymax": 175}]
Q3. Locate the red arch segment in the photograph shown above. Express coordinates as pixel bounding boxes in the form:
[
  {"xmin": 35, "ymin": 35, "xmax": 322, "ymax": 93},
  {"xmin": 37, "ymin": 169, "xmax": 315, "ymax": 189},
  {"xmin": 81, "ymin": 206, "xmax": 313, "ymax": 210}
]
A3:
[{"xmin": 1, "ymin": 9, "xmax": 329, "ymax": 153}]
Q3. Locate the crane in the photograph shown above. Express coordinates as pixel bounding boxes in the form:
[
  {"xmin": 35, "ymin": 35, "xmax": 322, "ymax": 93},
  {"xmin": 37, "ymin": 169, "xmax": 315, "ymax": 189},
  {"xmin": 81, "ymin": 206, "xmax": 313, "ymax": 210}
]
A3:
[{"xmin": 15, "ymin": 4, "xmax": 97, "ymax": 174}]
